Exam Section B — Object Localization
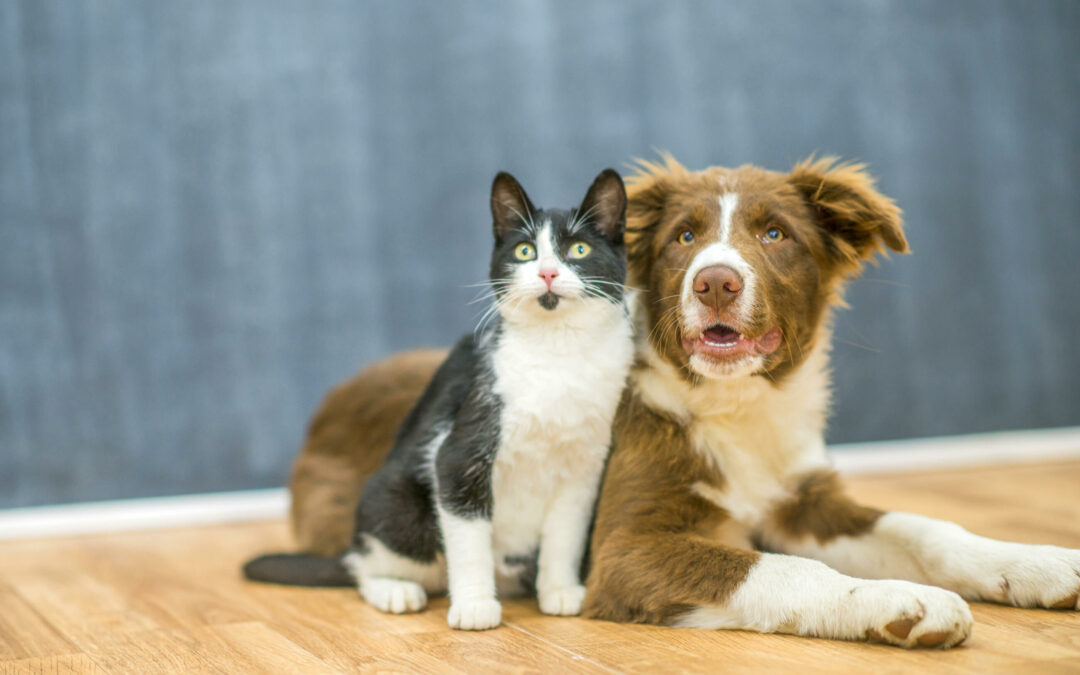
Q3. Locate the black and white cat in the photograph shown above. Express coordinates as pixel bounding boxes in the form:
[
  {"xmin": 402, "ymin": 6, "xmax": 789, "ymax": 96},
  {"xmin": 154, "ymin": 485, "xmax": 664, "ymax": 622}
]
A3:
[{"xmin": 245, "ymin": 169, "xmax": 634, "ymax": 631}]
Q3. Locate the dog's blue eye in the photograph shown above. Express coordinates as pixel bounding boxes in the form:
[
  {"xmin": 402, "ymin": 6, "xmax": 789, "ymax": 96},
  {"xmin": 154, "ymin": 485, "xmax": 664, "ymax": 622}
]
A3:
[
  {"xmin": 761, "ymin": 226, "xmax": 786, "ymax": 244},
  {"xmin": 679, "ymin": 230, "xmax": 695, "ymax": 244}
]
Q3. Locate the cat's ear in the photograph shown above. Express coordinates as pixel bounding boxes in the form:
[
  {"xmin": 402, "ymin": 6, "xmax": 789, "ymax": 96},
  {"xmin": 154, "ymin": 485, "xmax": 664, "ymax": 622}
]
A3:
[
  {"xmin": 578, "ymin": 169, "xmax": 627, "ymax": 244},
  {"xmin": 490, "ymin": 172, "xmax": 537, "ymax": 241}
]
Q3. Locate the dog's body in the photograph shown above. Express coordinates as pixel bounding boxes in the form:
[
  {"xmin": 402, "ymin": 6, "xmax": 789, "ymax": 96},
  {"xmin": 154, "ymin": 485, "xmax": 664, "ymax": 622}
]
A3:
[{"xmin": 285, "ymin": 157, "xmax": 1080, "ymax": 648}]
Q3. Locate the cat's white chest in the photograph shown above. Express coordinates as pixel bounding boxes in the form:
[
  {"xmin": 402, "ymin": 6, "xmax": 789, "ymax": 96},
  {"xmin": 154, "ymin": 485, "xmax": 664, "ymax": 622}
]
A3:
[{"xmin": 487, "ymin": 306, "xmax": 633, "ymax": 566}]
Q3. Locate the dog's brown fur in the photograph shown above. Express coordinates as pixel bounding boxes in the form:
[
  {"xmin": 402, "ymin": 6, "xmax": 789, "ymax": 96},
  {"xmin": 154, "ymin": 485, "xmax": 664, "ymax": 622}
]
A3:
[
  {"xmin": 627, "ymin": 154, "xmax": 905, "ymax": 382},
  {"xmin": 582, "ymin": 390, "xmax": 761, "ymax": 624},
  {"xmin": 581, "ymin": 155, "xmax": 905, "ymax": 622},
  {"xmin": 770, "ymin": 471, "xmax": 883, "ymax": 544}
]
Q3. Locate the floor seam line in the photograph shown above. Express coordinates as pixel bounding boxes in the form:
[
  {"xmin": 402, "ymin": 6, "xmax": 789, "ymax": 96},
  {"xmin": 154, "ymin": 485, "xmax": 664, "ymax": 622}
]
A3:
[{"xmin": 505, "ymin": 621, "xmax": 624, "ymax": 674}]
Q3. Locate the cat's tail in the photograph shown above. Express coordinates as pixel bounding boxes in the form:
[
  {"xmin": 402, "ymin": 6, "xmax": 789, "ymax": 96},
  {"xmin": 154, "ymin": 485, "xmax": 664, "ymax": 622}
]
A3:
[{"xmin": 242, "ymin": 552, "xmax": 353, "ymax": 587}]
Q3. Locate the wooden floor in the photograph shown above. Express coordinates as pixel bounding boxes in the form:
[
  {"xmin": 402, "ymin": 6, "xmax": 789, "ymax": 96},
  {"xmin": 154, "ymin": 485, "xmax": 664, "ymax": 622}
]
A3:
[{"xmin": 2, "ymin": 461, "xmax": 1080, "ymax": 674}]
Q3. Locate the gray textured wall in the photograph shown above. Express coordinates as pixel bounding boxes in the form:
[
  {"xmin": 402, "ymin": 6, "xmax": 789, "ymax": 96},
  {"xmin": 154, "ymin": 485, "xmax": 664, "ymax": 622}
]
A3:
[{"xmin": 2, "ymin": 1, "xmax": 1078, "ymax": 508}]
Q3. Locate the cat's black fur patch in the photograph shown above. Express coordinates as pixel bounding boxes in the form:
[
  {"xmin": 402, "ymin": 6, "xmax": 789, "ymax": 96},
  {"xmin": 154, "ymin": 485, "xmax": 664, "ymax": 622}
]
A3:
[
  {"xmin": 504, "ymin": 552, "xmax": 539, "ymax": 594},
  {"xmin": 352, "ymin": 334, "xmax": 483, "ymax": 561},
  {"xmin": 538, "ymin": 291, "xmax": 559, "ymax": 310},
  {"xmin": 432, "ymin": 358, "xmax": 502, "ymax": 519}
]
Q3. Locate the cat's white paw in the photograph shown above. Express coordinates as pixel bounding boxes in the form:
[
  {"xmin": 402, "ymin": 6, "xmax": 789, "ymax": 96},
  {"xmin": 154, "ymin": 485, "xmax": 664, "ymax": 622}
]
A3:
[
  {"xmin": 447, "ymin": 598, "xmax": 502, "ymax": 630},
  {"xmin": 854, "ymin": 581, "xmax": 973, "ymax": 649},
  {"xmin": 977, "ymin": 545, "xmax": 1080, "ymax": 609},
  {"xmin": 361, "ymin": 577, "xmax": 428, "ymax": 614},
  {"xmin": 538, "ymin": 584, "xmax": 586, "ymax": 616}
]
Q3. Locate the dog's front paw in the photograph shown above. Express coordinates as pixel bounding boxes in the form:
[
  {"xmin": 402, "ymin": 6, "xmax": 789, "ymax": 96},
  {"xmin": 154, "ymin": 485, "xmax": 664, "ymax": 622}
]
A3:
[
  {"xmin": 856, "ymin": 581, "xmax": 973, "ymax": 649},
  {"xmin": 538, "ymin": 584, "xmax": 586, "ymax": 616},
  {"xmin": 447, "ymin": 598, "xmax": 502, "ymax": 630},
  {"xmin": 985, "ymin": 545, "xmax": 1080, "ymax": 610}
]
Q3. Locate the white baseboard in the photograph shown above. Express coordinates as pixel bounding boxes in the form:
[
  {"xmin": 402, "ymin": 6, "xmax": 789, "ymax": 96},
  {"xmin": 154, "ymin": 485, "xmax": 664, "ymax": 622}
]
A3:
[
  {"xmin": 0, "ymin": 488, "xmax": 289, "ymax": 542},
  {"xmin": 829, "ymin": 426, "xmax": 1080, "ymax": 475},
  {"xmin": 1, "ymin": 426, "xmax": 1078, "ymax": 542}
]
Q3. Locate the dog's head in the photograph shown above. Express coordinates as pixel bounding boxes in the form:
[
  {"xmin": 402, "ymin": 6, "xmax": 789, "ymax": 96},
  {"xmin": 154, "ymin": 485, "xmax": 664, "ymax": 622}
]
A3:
[{"xmin": 626, "ymin": 155, "xmax": 907, "ymax": 381}]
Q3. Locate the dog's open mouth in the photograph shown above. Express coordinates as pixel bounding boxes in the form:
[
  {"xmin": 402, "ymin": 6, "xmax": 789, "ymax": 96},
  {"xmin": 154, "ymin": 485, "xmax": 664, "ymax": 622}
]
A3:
[{"xmin": 682, "ymin": 323, "xmax": 783, "ymax": 360}]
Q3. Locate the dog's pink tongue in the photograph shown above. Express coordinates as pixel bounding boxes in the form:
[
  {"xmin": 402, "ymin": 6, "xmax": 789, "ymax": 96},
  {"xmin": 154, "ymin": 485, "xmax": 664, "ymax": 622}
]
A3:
[
  {"xmin": 754, "ymin": 329, "xmax": 783, "ymax": 355},
  {"xmin": 703, "ymin": 325, "xmax": 740, "ymax": 346}
]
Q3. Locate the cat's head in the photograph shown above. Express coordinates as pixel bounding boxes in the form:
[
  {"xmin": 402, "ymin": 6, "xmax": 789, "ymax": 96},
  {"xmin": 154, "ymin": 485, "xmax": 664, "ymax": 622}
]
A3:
[{"xmin": 488, "ymin": 169, "xmax": 628, "ymax": 321}]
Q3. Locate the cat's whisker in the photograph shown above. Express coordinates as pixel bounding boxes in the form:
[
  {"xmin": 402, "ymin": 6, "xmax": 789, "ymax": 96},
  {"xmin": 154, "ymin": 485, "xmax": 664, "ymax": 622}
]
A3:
[
  {"xmin": 568, "ymin": 202, "xmax": 604, "ymax": 235},
  {"xmin": 585, "ymin": 289, "xmax": 620, "ymax": 304},
  {"xmin": 474, "ymin": 294, "xmax": 513, "ymax": 335},
  {"xmin": 502, "ymin": 203, "xmax": 540, "ymax": 237},
  {"xmin": 466, "ymin": 278, "xmax": 518, "ymax": 308},
  {"xmin": 576, "ymin": 277, "xmax": 642, "ymax": 294},
  {"xmin": 473, "ymin": 310, "xmax": 498, "ymax": 336},
  {"xmin": 468, "ymin": 285, "xmax": 513, "ymax": 307}
]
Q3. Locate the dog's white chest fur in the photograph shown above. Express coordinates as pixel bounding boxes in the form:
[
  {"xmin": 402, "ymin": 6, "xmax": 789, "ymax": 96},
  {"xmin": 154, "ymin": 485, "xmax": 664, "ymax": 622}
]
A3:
[
  {"xmin": 636, "ymin": 337, "xmax": 833, "ymax": 531},
  {"xmin": 488, "ymin": 304, "xmax": 633, "ymax": 571}
]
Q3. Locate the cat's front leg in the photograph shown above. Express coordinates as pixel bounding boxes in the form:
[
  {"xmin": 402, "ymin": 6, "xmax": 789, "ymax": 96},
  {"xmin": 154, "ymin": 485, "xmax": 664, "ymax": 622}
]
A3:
[
  {"xmin": 536, "ymin": 472, "xmax": 602, "ymax": 616},
  {"xmin": 437, "ymin": 507, "xmax": 502, "ymax": 630},
  {"xmin": 434, "ymin": 424, "xmax": 502, "ymax": 631}
]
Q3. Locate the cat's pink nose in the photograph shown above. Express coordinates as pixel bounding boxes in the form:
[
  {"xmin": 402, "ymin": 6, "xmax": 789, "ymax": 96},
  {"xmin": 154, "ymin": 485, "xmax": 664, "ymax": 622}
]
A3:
[{"xmin": 539, "ymin": 268, "xmax": 559, "ymax": 289}]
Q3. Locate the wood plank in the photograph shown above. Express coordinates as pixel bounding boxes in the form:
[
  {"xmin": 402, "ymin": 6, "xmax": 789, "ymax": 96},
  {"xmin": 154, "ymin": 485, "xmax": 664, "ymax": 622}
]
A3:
[
  {"xmin": 0, "ymin": 584, "xmax": 77, "ymax": 661},
  {"xmin": 1, "ymin": 566, "xmax": 160, "ymax": 651},
  {"xmin": 0, "ymin": 654, "xmax": 104, "ymax": 675},
  {"xmin": 78, "ymin": 622, "xmax": 338, "ymax": 674}
]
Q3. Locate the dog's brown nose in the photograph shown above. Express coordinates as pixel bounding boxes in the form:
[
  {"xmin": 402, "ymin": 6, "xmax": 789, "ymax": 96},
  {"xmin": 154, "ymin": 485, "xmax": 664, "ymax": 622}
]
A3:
[{"xmin": 693, "ymin": 265, "xmax": 743, "ymax": 311}]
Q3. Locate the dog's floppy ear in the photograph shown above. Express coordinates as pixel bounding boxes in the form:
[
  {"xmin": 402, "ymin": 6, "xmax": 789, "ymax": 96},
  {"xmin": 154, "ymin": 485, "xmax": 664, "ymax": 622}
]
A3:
[
  {"xmin": 625, "ymin": 153, "xmax": 686, "ymax": 284},
  {"xmin": 491, "ymin": 172, "xmax": 537, "ymax": 241},
  {"xmin": 788, "ymin": 156, "xmax": 908, "ymax": 274}
]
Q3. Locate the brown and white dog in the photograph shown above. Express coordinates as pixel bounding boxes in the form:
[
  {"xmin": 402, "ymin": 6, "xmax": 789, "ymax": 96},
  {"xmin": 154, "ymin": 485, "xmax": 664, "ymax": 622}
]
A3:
[{"xmin": 285, "ymin": 156, "xmax": 1080, "ymax": 648}]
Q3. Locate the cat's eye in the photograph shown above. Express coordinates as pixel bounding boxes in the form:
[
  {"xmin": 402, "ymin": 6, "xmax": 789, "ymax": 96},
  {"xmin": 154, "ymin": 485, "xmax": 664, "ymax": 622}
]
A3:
[
  {"xmin": 568, "ymin": 242, "xmax": 591, "ymax": 259},
  {"xmin": 760, "ymin": 226, "xmax": 786, "ymax": 244},
  {"xmin": 679, "ymin": 230, "xmax": 695, "ymax": 244},
  {"xmin": 514, "ymin": 243, "xmax": 536, "ymax": 261}
]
